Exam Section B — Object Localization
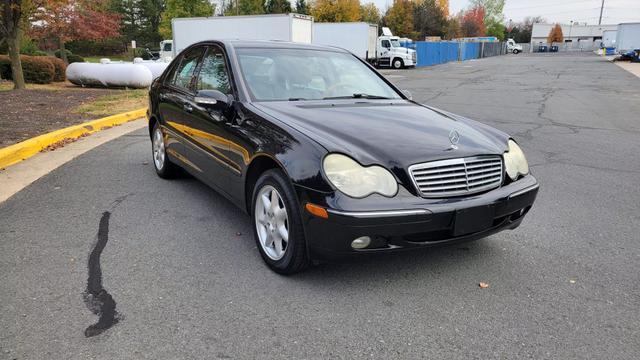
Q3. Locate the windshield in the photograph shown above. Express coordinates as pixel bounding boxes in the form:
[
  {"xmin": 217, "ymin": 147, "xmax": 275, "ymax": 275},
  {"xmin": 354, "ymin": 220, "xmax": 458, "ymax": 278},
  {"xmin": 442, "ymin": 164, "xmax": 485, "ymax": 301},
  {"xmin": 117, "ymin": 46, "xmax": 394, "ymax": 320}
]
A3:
[
  {"xmin": 235, "ymin": 48, "xmax": 402, "ymax": 101},
  {"xmin": 163, "ymin": 43, "xmax": 172, "ymax": 52},
  {"xmin": 390, "ymin": 39, "xmax": 401, "ymax": 48}
]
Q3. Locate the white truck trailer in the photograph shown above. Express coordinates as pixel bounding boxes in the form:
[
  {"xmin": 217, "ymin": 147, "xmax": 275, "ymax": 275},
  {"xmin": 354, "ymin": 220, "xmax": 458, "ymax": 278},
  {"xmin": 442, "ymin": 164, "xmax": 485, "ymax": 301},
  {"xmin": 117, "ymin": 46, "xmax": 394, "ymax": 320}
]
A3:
[
  {"xmin": 171, "ymin": 13, "xmax": 313, "ymax": 56},
  {"xmin": 312, "ymin": 23, "xmax": 416, "ymax": 69},
  {"xmin": 313, "ymin": 22, "xmax": 378, "ymax": 60},
  {"xmin": 615, "ymin": 23, "xmax": 640, "ymax": 54},
  {"xmin": 602, "ymin": 30, "xmax": 617, "ymax": 48}
]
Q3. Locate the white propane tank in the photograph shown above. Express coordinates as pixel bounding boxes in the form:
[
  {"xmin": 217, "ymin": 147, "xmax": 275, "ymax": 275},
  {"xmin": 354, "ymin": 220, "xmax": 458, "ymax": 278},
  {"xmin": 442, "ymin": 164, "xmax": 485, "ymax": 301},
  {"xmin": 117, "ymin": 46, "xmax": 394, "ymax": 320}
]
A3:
[
  {"xmin": 137, "ymin": 62, "xmax": 169, "ymax": 79},
  {"xmin": 66, "ymin": 63, "xmax": 153, "ymax": 88}
]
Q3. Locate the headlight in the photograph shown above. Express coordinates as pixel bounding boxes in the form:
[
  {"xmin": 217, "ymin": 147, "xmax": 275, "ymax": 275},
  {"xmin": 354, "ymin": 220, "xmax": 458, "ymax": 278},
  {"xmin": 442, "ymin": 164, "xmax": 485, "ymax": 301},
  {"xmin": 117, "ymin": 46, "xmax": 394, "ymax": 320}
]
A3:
[
  {"xmin": 503, "ymin": 139, "xmax": 529, "ymax": 180},
  {"xmin": 323, "ymin": 154, "xmax": 398, "ymax": 198}
]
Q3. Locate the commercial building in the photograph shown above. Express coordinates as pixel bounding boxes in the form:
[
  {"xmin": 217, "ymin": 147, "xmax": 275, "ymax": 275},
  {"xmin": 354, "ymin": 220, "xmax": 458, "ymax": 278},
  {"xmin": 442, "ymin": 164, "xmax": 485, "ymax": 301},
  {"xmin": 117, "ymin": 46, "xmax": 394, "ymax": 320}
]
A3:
[{"xmin": 531, "ymin": 23, "xmax": 618, "ymax": 51}]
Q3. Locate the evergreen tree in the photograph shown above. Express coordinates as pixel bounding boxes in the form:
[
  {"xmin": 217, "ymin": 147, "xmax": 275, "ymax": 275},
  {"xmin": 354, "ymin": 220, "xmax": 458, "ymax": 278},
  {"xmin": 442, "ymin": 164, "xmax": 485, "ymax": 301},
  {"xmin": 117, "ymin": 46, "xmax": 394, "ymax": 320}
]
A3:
[
  {"xmin": 159, "ymin": 0, "xmax": 215, "ymax": 38},
  {"xmin": 413, "ymin": 0, "xmax": 446, "ymax": 39},
  {"xmin": 265, "ymin": 0, "xmax": 291, "ymax": 14},
  {"xmin": 295, "ymin": 0, "xmax": 308, "ymax": 14}
]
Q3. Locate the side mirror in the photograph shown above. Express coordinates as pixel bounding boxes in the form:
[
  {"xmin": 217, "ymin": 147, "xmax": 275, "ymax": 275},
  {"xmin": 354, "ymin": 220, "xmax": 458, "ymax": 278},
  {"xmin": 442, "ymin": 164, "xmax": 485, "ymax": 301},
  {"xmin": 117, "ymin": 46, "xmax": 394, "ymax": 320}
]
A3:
[
  {"xmin": 194, "ymin": 89, "xmax": 230, "ymax": 107},
  {"xmin": 401, "ymin": 89, "xmax": 413, "ymax": 100}
]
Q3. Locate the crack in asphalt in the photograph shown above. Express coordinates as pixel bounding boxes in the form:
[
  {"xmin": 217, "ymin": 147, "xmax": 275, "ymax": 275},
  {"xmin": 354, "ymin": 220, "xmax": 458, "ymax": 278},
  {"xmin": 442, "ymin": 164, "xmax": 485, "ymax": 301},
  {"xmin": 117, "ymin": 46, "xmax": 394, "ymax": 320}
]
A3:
[{"xmin": 82, "ymin": 194, "xmax": 131, "ymax": 337}]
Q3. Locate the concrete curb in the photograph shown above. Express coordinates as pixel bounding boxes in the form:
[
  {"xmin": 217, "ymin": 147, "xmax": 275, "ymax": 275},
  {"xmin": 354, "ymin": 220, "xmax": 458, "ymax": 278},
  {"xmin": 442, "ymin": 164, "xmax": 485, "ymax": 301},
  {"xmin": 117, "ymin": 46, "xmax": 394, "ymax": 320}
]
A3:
[{"xmin": 0, "ymin": 108, "xmax": 147, "ymax": 169}]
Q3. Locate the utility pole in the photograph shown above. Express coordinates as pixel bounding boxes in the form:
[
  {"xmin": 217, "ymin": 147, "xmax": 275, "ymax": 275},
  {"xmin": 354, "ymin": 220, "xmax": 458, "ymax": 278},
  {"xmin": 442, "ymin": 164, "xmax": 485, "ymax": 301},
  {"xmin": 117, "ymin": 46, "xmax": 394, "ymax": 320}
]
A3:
[{"xmin": 598, "ymin": 0, "xmax": 605, "ymax": 25}]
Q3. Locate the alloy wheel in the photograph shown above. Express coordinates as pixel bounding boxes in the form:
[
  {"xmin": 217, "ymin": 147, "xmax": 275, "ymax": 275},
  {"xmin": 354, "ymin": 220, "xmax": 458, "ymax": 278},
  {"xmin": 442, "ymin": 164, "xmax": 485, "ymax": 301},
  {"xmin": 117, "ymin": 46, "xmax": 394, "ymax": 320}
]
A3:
[
  {"xmin": 255, "ymin": 185, "xmax": 289, "ymax": 261},
  {"xmin": 152, "ymin": 127, "xmax": 166, "ymax": 170}
]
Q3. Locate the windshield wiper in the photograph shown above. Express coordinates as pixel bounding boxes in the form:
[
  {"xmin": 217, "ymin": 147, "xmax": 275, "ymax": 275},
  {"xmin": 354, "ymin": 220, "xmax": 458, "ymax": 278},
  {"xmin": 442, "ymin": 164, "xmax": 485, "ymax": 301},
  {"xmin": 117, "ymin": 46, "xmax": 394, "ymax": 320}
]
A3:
[
  {"xmin": 323, "ymin": 94, "xmax": 391, "ymax": 100},
  {"xmin": 288, "ymin": 97, "xmax": 308, "ymax": 101}
]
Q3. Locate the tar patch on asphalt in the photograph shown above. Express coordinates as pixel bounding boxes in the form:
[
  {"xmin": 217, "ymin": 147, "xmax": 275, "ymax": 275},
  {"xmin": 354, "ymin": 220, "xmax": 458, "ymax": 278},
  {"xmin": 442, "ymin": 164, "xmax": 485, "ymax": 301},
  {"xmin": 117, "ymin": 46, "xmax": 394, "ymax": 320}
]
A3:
[{"xmin": 82, "ymin": 195, "xmax": 130, "ymax": 337}]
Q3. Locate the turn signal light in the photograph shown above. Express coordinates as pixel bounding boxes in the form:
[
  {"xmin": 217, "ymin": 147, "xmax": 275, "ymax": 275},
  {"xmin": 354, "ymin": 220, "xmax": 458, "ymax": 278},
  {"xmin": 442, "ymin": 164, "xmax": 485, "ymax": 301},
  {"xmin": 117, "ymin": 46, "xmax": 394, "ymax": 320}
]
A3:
[{"xmin": 305, "ymin": 203, "xmax": 328, "ymax": 219}]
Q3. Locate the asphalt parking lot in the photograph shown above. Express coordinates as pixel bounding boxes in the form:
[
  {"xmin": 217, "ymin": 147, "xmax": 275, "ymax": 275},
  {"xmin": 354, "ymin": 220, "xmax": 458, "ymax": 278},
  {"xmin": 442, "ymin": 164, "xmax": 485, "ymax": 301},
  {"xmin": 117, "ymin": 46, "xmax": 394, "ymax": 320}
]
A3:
[{"xmin": 1, "ymin": 53, "xmax": 639, "ymax": 359}]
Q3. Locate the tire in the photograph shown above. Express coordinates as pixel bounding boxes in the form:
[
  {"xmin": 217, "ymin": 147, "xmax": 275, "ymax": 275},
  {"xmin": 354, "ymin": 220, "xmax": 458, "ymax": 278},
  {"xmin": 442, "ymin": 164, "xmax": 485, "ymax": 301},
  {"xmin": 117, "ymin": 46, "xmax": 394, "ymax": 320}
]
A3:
[
  {"xmin": 151, "ymin": 122, "xmax": 179, "ymax": 179},
  {"xmin": 251, "ymin": 169, "xmax": 309, "ymax": 274},
  {"xmin": 392, "ymin": 58, "xmax": 404, "ymax": 69},
  {"xmin": 513, "ymin": 49, "xmax": 520, "ymax": 54}
]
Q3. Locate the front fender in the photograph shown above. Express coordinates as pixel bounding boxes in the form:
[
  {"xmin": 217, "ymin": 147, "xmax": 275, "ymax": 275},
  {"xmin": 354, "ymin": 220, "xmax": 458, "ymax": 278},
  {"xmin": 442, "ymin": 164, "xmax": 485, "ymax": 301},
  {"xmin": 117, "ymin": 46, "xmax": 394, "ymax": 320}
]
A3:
[{"xmin": 245, "ymin": 104, "xmax": 333, "ymax": 193}]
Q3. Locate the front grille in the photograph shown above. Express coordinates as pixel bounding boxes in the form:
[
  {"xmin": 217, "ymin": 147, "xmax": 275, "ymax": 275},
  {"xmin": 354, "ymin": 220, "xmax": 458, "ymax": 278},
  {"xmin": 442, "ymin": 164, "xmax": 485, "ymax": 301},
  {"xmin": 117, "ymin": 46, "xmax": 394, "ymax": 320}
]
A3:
[{"xmin": 409, "ymin": 156, "xmax": 503, "ymax": 197}]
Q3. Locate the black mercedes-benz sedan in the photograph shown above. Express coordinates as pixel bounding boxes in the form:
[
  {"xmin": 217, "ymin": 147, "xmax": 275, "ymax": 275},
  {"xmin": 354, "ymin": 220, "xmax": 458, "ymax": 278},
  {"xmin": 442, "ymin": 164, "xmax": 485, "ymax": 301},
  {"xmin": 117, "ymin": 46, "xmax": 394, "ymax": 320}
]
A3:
[{"xmin": 147, "ymin": 40, "xmax": 539, "ymax": 274}]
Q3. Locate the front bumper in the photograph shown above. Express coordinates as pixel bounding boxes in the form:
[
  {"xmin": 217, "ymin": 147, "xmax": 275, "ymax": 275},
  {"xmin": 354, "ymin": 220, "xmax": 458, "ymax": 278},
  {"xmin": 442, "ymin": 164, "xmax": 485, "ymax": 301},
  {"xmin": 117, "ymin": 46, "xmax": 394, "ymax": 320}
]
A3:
[{"xmin": 295, "ymin": 175, "xmax": 539, "ymax": 260}]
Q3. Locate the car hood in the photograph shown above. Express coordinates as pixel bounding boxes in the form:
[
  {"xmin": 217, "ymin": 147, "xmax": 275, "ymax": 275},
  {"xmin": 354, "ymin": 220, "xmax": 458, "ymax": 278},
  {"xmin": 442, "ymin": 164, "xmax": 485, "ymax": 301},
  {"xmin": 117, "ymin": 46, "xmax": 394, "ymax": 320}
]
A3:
[{"xmin": 252, "ymin": 100, "xmax": 509, "ymax": 170}]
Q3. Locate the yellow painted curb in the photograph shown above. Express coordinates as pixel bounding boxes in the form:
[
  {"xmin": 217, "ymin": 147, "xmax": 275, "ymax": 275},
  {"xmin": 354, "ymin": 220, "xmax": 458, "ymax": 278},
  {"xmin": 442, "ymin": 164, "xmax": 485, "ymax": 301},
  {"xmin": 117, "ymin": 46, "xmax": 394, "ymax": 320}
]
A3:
[{"xmin": 0, "ymin": 107, "xmax": 148, "ymax": 169}]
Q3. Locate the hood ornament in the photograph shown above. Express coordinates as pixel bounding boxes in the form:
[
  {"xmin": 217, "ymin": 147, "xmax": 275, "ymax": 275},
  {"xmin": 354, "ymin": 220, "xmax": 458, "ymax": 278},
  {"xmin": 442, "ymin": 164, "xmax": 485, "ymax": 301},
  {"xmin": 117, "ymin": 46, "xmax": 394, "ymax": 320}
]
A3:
[{"xmin": 449, "ymin": 130, "xmax": 460, "ymax": 150}]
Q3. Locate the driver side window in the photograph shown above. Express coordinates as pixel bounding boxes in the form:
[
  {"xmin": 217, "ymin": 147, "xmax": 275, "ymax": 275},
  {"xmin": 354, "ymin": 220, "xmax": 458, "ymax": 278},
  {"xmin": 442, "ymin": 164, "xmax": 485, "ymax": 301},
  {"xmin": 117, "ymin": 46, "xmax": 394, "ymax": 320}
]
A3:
[
  {"xmin": 196, "ymin": 46, "xmax": 231, "ymax": 94},
  {"xmin": 170, "ymin": 47, "xmax": 204, "ymax": 90},
  {"xmin": 382, "ymin": 40, "xmax": 391, "ymax": 48}
]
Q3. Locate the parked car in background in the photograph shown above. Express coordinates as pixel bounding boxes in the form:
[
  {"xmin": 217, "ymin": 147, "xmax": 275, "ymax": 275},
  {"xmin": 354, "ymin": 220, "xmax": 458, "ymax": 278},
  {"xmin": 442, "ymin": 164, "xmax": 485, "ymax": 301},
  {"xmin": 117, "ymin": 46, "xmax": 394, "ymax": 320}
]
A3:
[{"xmin": 147, "ymin": 40, "xmax": 539, "ymax": 274}]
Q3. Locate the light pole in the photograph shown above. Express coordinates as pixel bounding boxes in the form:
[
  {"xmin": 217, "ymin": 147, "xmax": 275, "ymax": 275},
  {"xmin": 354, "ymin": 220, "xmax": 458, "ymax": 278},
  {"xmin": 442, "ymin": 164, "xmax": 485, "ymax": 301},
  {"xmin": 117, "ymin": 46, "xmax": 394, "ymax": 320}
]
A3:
[{"xmin": 598, "ymin": 0, "xmax": 605, "ymax": 25}]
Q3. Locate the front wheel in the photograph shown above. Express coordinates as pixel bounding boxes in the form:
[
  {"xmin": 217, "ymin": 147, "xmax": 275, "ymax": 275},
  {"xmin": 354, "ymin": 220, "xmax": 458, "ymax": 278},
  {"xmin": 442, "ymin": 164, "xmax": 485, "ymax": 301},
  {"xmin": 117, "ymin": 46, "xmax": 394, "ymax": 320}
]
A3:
[
  {"xmin": 151, "ymin": 122, "xmax": 179, "ymax": 178},
  {"xmin": 252, "ymin": 169, "xmax": 309, "ymax": 274},
  {"xmin": 392, "ymin": 58, "xmax": 404, "ymax": 69}
]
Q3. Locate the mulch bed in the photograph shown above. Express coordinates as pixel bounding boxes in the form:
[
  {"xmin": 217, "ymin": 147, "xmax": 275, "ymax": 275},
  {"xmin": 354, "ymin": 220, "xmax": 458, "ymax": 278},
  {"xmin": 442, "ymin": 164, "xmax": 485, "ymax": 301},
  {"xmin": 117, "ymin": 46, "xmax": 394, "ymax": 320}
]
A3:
[{"xmin": 0, "ymin": 85, "xmax": 119, "ymax": 148}]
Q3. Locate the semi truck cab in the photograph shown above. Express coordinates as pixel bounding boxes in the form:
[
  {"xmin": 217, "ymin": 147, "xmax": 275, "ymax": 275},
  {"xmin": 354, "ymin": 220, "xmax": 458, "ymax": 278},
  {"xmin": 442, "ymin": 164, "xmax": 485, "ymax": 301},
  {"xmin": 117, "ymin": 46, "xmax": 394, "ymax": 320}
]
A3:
[
  {"xmin": 159, "ymin": 40, "xmax": 173, "ymax": 61},
  {"xmin": 377, "ymin": 28, "xmax": 416, "ymax": 68},
  {"xmin": 507, "ymin": 38, "xmax": 523, "ymax": 54}
]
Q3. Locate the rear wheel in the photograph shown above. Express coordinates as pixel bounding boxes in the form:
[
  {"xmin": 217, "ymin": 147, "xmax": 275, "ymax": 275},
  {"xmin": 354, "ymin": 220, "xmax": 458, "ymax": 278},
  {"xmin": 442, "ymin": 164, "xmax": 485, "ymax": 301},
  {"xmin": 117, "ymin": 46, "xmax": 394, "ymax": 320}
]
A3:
[
  {"xmin": 151, "ymin": 122, "xmax": 178, "ymax": 178},
  {"xmin": 252, "ymin": 169, "xmax": 309, "ymax": 274},
  {"xmin": 392, "ymin": 58, "xmax": 404, "ymax": 69}
]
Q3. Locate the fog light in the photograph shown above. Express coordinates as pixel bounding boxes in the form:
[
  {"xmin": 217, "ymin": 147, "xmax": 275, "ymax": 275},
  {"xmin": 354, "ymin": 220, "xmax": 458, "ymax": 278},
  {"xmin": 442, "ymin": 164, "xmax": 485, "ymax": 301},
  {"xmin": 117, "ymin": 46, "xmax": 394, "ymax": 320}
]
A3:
[{"xmin": 351, "ymin": 236, "xmax": 371, "ymax": 249}]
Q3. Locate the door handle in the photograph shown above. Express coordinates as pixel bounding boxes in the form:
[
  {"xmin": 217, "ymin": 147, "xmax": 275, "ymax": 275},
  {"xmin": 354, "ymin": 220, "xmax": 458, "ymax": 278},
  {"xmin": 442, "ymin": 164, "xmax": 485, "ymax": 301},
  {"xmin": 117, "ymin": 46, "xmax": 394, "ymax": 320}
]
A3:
[{"xmin": 183, "ymin": 103, "xmax": 193, "ymax": 112}]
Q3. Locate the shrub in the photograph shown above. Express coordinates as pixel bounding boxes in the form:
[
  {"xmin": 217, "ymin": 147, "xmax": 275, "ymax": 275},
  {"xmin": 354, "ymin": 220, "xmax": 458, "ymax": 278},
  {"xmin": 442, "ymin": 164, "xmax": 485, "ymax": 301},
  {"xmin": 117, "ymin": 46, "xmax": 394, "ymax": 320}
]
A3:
[
  {"xmin": 54, "ymin": 49, "xmax": 73, "ymax": 59},
  {"xmin": 20, "ymin": 39, "xmax": 40, "ymax": 55},
  {"xmin": 33, "ymin": 50, "xmax": 49, "ymax": 56},
  {"xmin": 66, "ymin": 38, "xmax": 125, "ymax": 56},
  {"xmin": 21, "ymin": 56, "xmax": 55, "ymax": 84},
  {"xmin": 0, "ymin": 55, "xmax": 55, "ymax": 84},
  {"xmin": 46, "ymin": 56, "xmax": 67, "ymax": 81},
  {"xmin": 0, "ymin": 56, "xmax": 11, "ymax": 80},
  {"xmin": 67, "ymin": 54, "xmax": 85, "ymax": 63}
]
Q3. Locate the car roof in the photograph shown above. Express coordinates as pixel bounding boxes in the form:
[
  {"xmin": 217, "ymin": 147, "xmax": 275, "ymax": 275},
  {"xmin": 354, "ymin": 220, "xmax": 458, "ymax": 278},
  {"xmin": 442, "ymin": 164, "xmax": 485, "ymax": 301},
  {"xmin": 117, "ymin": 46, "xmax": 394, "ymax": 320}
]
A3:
[{"xmin": 195, "ymin": 39, "xmax": 349, "ymax": 53}]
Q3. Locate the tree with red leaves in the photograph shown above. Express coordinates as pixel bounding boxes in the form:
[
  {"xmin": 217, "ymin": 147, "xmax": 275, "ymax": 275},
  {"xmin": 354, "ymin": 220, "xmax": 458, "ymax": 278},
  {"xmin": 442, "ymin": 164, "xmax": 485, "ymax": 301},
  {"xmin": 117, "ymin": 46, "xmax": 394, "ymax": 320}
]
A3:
[
  {"xmin": 30, "ymin": 0, "xmax": 120, "ymax": 63},
  {"xmin": 460, "ymin": 5, "xmax": 486, "ymax": 37}
]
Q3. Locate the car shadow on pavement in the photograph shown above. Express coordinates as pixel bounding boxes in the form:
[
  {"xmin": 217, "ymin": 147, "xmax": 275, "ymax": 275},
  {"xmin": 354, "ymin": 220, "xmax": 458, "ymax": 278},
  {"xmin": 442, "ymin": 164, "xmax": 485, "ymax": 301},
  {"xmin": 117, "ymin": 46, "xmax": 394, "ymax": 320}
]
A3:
[{"xmin": 166, "ymin": 174, "xmax": 510, "ymax": 288}]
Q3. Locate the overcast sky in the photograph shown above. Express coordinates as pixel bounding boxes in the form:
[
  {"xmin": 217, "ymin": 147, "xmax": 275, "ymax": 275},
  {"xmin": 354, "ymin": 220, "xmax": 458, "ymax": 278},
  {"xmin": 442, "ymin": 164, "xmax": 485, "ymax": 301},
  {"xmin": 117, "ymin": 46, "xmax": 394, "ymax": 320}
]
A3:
[{"xmin": 372, "ymin": 0, "xmax": 640, "ymax": 25}]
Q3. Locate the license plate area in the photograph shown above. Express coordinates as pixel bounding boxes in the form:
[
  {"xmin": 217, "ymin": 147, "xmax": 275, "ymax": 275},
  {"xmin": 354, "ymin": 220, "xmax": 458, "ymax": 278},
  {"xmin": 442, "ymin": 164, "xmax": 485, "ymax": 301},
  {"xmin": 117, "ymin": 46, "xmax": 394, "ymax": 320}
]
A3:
[{"xmin": 453, "ymin": 205, "xmax": 495, "ymax": 236}]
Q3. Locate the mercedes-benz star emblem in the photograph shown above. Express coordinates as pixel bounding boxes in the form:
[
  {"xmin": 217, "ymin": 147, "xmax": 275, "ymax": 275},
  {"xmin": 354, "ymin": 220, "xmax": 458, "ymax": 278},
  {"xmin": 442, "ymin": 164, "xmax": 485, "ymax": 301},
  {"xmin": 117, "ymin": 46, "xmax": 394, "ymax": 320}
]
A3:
[{"xmin": 449, "ymin": 130, "xmax": 460, "ymax": 149}]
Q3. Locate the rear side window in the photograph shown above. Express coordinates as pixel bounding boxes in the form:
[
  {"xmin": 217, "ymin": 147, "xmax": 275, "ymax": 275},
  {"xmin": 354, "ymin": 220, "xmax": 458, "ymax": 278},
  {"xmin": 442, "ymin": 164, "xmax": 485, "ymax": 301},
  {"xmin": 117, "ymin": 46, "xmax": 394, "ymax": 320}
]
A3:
[
  {"xmin": 170, "ymin": 47, "xmax": 204, "ymax": 90},
  {"xmin": 196, "ymin": 46, "xmax": 231, "ymax": 94}
]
